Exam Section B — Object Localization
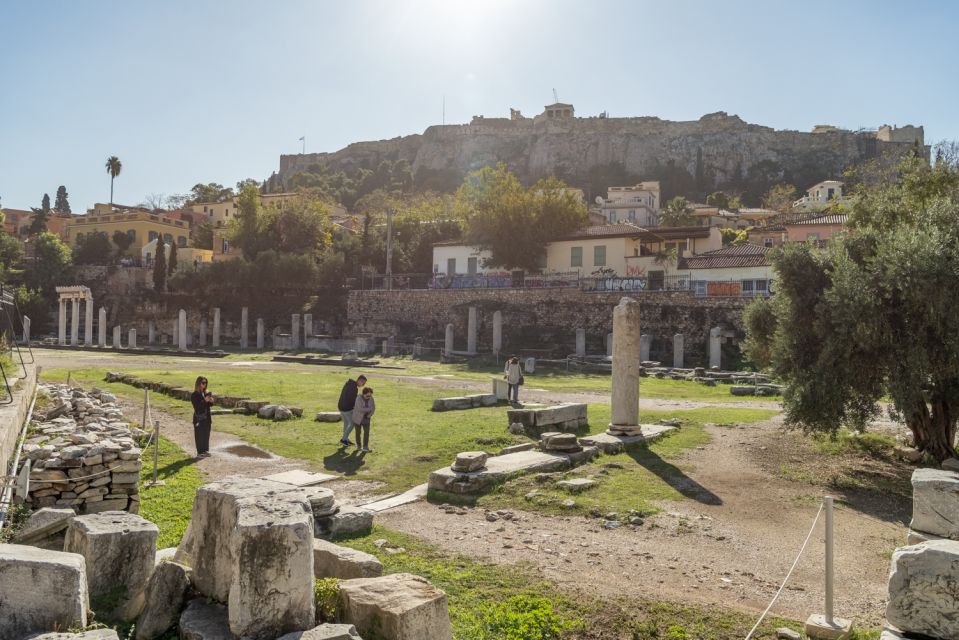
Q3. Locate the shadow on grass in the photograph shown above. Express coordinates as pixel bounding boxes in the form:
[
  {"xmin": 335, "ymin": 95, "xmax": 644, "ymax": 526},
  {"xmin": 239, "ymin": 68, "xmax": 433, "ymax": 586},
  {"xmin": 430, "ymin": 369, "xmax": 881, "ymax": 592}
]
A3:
[
  {"xmin": 625, "ymin": 445, "xmax": 723, "ymax": 506},
  {"xmin": 155, "ymin": 457, "xmax": 197, "ymax": 479},
  {"xmin": 323, "ymin": 448, "xmax": 368, "ymax": 476}
]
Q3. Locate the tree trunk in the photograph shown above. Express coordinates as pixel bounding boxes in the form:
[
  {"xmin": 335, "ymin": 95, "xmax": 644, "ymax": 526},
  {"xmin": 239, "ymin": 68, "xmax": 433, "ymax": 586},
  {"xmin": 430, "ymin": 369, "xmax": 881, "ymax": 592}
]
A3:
[{"xmin": 907, "ymin": 397, "xmax": 958, "ymax": 463}]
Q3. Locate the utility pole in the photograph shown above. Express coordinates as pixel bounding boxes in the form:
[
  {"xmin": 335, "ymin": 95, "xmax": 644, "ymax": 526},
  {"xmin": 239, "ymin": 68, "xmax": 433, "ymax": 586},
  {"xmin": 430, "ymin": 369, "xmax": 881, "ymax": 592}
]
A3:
[{"xmin": 385, "ymin": 207, "xmax": 395, "ymax": 291}]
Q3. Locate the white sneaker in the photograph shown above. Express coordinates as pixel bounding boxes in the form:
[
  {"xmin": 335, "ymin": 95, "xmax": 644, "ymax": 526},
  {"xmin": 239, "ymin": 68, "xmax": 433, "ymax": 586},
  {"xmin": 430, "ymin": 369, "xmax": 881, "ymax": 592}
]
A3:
[{"xmin": 361, "ymin": 447, "xmax": 372, "ymax": 453}]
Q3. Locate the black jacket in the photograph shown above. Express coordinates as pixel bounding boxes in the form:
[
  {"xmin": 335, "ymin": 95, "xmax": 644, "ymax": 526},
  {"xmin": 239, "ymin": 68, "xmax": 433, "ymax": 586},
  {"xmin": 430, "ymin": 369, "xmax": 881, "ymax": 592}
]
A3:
[
  {"xmin": 337, "ymin": 379, "xmax": 359, "ymax": 412},
  {"xmin": 191, "ymin": 391, "xmax": 211, "ymax": 422}
]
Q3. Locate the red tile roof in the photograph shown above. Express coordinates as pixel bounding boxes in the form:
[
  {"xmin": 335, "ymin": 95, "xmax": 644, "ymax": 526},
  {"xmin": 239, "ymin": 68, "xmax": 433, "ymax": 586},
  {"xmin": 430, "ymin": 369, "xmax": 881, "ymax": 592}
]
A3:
[
  {"xmin": 681, "ymin": 244, "xmax": 771, "ymax": 269},
  {"xmin": 786, "ymin": 213, "xmax": 848, "ymax": 226}
]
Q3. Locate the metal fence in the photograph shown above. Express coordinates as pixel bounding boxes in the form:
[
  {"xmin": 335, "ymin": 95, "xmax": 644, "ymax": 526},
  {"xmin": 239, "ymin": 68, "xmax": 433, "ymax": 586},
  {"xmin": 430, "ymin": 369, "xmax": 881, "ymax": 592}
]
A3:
[{"xmin": 0, "ymin": 285, "xmax": 34, "ymax": 404}]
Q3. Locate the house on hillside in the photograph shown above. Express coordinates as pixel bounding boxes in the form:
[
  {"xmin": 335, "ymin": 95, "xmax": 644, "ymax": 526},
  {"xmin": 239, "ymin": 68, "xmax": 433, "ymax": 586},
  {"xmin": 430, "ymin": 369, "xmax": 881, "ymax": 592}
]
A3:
[
  {"xmin": 793, "ymin": 180, "xmax": 846, "ymax": 211},
  {"xmin": 596, "ymin": 183, "xmax": 661, "ymax": 225},
  {"xmin": 680, "ymin": 244, "xmax": 774, "ymax": 297},
  {"xmin": 784, "ymin": 212, "xmax": 848, "ymax": 245}
]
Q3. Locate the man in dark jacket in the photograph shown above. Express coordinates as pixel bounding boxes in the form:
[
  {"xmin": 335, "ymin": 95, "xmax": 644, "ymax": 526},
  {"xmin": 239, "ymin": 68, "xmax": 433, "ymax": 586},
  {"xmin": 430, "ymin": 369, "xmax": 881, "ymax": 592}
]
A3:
[{"xmin": 338, "ymin": 374, "xmax": 367, "ymax": 446}]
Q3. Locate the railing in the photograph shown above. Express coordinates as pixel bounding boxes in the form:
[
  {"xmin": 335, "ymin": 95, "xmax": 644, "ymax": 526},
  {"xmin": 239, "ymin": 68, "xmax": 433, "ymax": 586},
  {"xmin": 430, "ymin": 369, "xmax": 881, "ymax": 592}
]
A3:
[{"xmin": 355, "ymin": 272, "xmax": 774, "ymax": 298}]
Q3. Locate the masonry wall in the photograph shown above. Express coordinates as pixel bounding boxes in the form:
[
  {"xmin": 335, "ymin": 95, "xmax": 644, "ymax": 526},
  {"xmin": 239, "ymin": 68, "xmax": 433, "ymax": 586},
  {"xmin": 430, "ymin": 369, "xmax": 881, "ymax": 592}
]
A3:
[
  {"xmin": 347, "ymin": 289, "xmax": 751, "ymax": 367},
  {"xmin": 0, "ymin": 361, "xmax": 38, "ymax": 476}
]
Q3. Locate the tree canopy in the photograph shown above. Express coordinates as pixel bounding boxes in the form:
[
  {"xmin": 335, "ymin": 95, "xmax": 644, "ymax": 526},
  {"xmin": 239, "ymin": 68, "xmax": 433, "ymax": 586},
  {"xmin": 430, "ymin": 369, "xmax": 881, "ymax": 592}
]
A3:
[
  {"xmin": 660, "ymin": 196, "xmax": 694, "ymax": 226},
  {"xmin": 189, "ymin": 182, "xmax": 234, "ymax": 204},
  {"xmin": 54, "ymin": 185, "xmax": 72, "ymax": 214},
  {"xmin": 456, "ymin": 164, "xmax": 587, "ymax": 271},
  {"xmin": 745, "ymin": 150, "xmax": 959, "ymax": 462},
  {"xmin": 29, "ymin": 193, "xmax": 51, "ymax": 235},
  {"xmin": 25, "ymin": 232, "xmax": 71, "ymax": 295},
  {"xmin": 73, "ymin": 233, "xmax": 112, "ymax": 265}
]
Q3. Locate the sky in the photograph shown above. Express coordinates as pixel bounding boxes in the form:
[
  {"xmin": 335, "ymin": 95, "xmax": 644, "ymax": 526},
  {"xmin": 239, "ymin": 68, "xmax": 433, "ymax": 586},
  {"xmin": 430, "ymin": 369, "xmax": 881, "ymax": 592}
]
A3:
[{"xmin": 1, "ymin": 0, "xmax": 957, "ymax": 212}]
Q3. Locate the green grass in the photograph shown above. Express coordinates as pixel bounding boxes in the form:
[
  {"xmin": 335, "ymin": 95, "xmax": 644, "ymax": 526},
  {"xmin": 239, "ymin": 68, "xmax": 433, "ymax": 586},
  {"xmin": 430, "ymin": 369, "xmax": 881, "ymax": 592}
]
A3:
[
  {"xmin": 811, "ymin": 429, "xmax": 898, "ymax": 458},
  {"xmin": 138, "ymin": 436, "xmax": 205, "ymax": 548},
  {"xmin": 338, "ymin": 525, "xmax": 852, "ymax": 640}
]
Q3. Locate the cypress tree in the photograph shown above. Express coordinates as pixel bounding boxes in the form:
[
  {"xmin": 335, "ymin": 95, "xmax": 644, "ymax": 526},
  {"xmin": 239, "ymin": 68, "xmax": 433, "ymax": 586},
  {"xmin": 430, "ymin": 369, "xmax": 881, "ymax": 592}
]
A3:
[
  {"xmin": 168, "ymin": 240, "xmax": 178, "ymax": 276},
  {"xmin": 153, "ymin": 235, "xmax": 167, "ymax": 292}
]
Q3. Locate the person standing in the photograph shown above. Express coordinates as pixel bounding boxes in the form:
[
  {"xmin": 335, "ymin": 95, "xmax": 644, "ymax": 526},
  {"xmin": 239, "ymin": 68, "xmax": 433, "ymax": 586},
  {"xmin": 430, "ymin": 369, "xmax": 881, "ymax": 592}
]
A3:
[
  {"xmin": 338, "ymin": 374, "xmax": 367, "ymax": 446},
  {"xmin": 190, "ymin": 376, "xmax": 214, "ymax": 458},
  {"xmin": 504, "ymin": 356, "xmax": 523, "ymax": 404},
  {"xmin": 352, "ymin": 387, "xmax": 375, "ymax": 452}
]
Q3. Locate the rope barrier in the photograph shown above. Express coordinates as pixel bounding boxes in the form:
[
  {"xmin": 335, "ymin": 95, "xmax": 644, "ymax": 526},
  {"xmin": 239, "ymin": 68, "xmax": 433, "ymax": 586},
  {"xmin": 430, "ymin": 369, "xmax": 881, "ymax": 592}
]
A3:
[{"xmin": 744, "ymin": 503, "xmax": 824, "ymax": 640}]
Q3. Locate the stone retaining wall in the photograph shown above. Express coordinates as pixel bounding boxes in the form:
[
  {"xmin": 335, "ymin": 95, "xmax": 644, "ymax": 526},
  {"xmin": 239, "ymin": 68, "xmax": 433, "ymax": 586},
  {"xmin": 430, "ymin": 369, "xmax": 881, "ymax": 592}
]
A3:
[
  {"xmin": 348, "ymin": 289, "xmax": 750, "ymax": 367},
  {"xmin": 0, "ymin": 361, "xmax": 38, "ymax": 476}
]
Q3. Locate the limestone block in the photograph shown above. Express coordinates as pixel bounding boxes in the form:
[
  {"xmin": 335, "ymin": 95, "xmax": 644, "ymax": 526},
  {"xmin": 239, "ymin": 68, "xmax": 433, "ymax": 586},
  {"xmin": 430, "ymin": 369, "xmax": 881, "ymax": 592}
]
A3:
[
  {"xmin": 175, "ymin": 476, "xmax": 305, "ymax": 602},
  {"xmin": 507, "ymin": 403, "xmax": 587, "ymax": 428},
  {"xmin": 315, "ymin": 412, "xmax": 342, "ymax": 422},
  {"xmin": 313, "ymin": 538, "xmax": 384, "ymax": 579},
  {"xmin": 886, "ymin": 540, "xmax": 959, "ymax": 639},
  {"xmin": 277, "ymin": 625, "xmax": 362, "ymax": 640},
  {"xmin": 0, "ymin": 543, "xmax": 89, "ymax": 639},
  {"xmin": 64, "ymin": 511, "xmax": 158, "ymax": 622},
  {"xmin": 910, "ymin": 468, "xmax": 959, "ymax": 539},
  {"xmin": 498, "ymin": 443, "xmax": 535, "ymax": 455},
  {"xmin": 942, "ymin": 457, "xmax": 959, "ymax": 472},
  {"xmin": 16, "ymin": 506, "xmax": 75, "ymax": 540},
  {"xmin": 155, "ymin": 547, "xmax": 177, "ymax": 565},
  {"xmin": 301, "ymin": 486, "xmax": 336, "ymax": 517},
  {"xmin": 315, "ymin": 505, "xmax": 374, "ymax": 540},
  {"xmin": 339, "ymin": 573, "xmax": 452, "ymax": 640},
  {"xmin": 135, "ymin": 560, "xmax": 192, "ymax": 640},
  {"xmin": 878, "ymin": 629, "xmax": 908, "ymax": 640},
  {"xmin": 228, "ymin": 494, "xmax": 315, "ymax": 639},
  {"xmin": 27, "ymin": 631, "xmax": 119, "ymax": 640},
  {"xmin": 258, "ymin": 404, "xmax": 278, "ymax": 419},
  {"xmin": 179, "ymin": 598, "xmax": 232, "ymax": 640},
  {"xmin": 451, "ymin": 451, "xmax": 488, "ymax": 472},
  {"xmin": 557, "ymin": 478, "xmax": 596, "ymax": 492},
  {"xmin": 274, "ymin": 406, "xmax": 295, "ymax": 421}
]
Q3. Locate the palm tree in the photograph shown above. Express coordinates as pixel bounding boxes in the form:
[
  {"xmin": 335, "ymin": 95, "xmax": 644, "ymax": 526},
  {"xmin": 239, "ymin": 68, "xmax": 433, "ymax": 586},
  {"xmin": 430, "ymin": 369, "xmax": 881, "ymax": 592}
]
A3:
[{"xmin": 105, "ymin": 156, "xmax": 122, "ymax": 206}]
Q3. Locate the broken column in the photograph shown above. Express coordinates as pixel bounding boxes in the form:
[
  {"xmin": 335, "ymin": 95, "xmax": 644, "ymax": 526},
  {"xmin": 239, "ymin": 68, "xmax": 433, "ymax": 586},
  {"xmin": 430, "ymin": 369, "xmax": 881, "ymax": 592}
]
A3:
[
  {"xmin": 70, "ymin": 298, "xmax": 80, "ymax": 345},
  {"xmin": 0, "ymin": 543, "xmax": 90, "ymax": 638},
  {"xmin": 64, "ymin": 511, "xmax": 159, "ymax": 622},
  {"xmin": 199, "ymin": 318, "xmax": 207, "ymax": 347},
  {"xmin": 22, "ymin": 315, "xmax": 30, "ymax": 343},
  {"xmin": 256, "ymin": 318, "xmax": 265, "ymax": 349},
  {"xmin": 58, "ymin": 299, "xmax": 67, "ymax": 345},
  {"xmin": 467, "ymin": 306, "xmax": 477, "ymax": 354},
  {"xmin": 212, "ymin": 307, "xmax": 221, "ymax": 348},
  {"xmin": 338, "ymin": 573, "xmax": 453, "ymax": 640},
  {"xmin": 575, "ymin": 328, "xmax": 586, "ymax": 357},
  {"xmin": 709, "ymin": 326, "xmax": 722, "ymax": 369},
  {"xmin": 673, "ymin": 333, "xmax": 684, "ymax": 368},
  {"xmin": 444, "ymin": 323, "xmax": 454, "ymax": 355},
  {"xmin": 84, "ymin": 298, "xmax": 94, "ymax": 345},
  {"xmin": 240, "ymin": 307, "xmax": 249, "ymax": 349},
  {"xmin": 608, "ymin": 297, "xmax": 642, "ymax": 436},
  {"xmin": 99, "ymin": 307, "xmax": 107, "ymax": 347},
  {"xmin": 148, "ymin": 321, "xmax": 155, "ymax": 345},
  {"xmin": 178, "ymin": 309, "xmax": 187, "ymax": 351},
  {"xmin": 128, "ymin": 329, "xmax": 137, "ymax": 349},
  {"xmin": 292, "ymin": 314, "xmax": 301, "ymax": 349},
  {"xmin": 886, "ymin": 540, "xmax": 959, "ymax": 640},
  {"xmin": 640, "ymin": 333, "xmax": 651, "ymax": 362},
  {"xmin": 303, "ymin": 313, "xmax": 312, "ymax": 340},
  {"xmin": 492, "ymin": 310, "xmax": 502, "ymax": 356},
  {"xmin": 113, "ymin": 326, "xmax": 122, "ymax": 349}
]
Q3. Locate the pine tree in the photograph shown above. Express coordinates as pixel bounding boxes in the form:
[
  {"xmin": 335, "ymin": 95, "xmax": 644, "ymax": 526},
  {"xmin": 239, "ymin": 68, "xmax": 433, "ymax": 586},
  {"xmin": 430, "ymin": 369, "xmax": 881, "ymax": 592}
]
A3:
[
  {"xmin": 54, "ymin": 186, "xmax": 72, "ymax": 214},
  {"xmin": 28, "ymin": 194, "xmax": 51, "ymax": 234},
  {"xmin": 153, "ymin": 235, "xmax": 167, "ymax": 292},
  {"xmin": 168, "ymin": 240, "xmax": 178, "ymax": 276}
]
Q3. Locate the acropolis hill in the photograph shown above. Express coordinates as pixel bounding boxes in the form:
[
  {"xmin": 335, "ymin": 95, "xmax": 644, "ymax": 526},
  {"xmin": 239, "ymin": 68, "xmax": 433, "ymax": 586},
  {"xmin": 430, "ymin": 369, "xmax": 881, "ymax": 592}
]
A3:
[{"xmin": 278, "ymin": 106, "xmax": 927, "ymax": 197}]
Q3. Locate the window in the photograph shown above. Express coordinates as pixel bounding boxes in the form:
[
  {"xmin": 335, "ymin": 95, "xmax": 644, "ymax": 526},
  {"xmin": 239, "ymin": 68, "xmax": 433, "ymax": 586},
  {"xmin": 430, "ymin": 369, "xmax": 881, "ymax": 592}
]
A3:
[
  {"xmin": 203, "ymin": 205, "xmax": 208, "ymax": 212},
  {"xmin": 447, "ymin": 258, "xmax": 456, "ymax": 275},
  {"xmin": 665, "ymin": 241, "xmax": 687, "ymax": 255},
  {"xmin": 763, "ymin": 237, "xmax": 774, "ymax": 248},
  {"xmin": 163, "ymin": 233, "xmax": 173, "ymax": 244},
  {"xmin": 127, "ymin": 229, "xmax": 136, "ymax": 241},
  {"xmin": 76, "ymin": 233, "xmax": 84, "ymax": 242},
  {"xmin": 467, "ymin": 257, "xmax": 478, "ymax": 274},
  {"xmin": 608, "ymin": 211, "xmax": 617, "ymax": 223},
  {"xmin": 148, "ymin": 231, "xmax": 159, "ymax": 242},
  {"xmin": 570, "ymin": 246, "xmax": 583, "ymax": 267},
  {"xmin": 222, "ymin": 239, "xmax": 231, "ymax": 253},
  {"xmin": 627, "ymin": 209, "xmax": 636, "ymax": 222},
  {"xmin": 593, "ymin": 245, "xmax": 606, "ymax": 267},
  {"xmin": 177, "ymin": 236, "xmax": 187, "ymax": 247}
]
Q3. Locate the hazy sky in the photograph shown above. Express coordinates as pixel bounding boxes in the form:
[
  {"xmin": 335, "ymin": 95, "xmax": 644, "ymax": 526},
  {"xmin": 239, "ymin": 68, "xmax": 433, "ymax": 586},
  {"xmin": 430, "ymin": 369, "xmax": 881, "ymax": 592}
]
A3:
[{"xmin": 1, "ymin": 0, "xmax": 956, "ymax": 211}]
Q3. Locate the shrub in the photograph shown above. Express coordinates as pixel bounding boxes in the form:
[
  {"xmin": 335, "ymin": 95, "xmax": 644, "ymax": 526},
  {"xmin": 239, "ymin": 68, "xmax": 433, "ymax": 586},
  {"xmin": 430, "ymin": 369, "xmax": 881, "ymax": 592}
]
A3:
[
  {"xmin": 314, "ymin": 577, "xmax": 340, "ymax": 622},
  {"xmin": 480, "ymin": 595, "xmax": 568, "ymax": 640}
]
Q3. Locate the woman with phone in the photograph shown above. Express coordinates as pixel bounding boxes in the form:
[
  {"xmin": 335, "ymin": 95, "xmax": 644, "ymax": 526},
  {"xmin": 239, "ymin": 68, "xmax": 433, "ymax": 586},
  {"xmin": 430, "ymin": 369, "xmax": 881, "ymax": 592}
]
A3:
[{"xmin": 190, "ymin": 376, "xmax": 214, "ymax": 458}]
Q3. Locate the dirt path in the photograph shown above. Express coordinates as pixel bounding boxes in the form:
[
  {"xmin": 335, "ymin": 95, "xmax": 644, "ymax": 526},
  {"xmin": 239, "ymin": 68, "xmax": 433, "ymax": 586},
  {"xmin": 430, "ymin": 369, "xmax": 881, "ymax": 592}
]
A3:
[{"xmin": 379, "ymin": 416, "xmax": 906, "ymax": 628}]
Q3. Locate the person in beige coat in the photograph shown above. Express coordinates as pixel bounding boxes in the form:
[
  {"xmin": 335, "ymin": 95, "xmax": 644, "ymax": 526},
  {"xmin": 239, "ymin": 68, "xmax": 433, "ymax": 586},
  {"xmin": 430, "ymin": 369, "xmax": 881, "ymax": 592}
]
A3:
[
  {"xmin": 351, "ymin": 387, "xmax": 375, "ymax": 452},
  {"xmin": 504, "ymin": 356, "xmax": 523, "ymax": 404}
]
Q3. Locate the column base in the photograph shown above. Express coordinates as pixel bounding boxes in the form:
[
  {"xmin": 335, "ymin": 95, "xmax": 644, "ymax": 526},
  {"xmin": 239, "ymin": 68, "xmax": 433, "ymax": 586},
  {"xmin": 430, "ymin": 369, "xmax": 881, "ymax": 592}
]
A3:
[
  {"xmin": 804, "ymin": 614, "xmax": 853, "ymax": 640},
  {"xmin": 606, "ymin": 424, "xmax": 645, "ymax": 437}
]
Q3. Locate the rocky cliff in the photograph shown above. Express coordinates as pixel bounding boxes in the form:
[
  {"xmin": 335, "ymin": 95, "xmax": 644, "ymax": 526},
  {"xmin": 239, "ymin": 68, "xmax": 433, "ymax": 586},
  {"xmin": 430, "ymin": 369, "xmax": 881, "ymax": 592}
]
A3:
[{"xmin": 278, "ymin": 112, "xmax": 926, "ymax": 201}]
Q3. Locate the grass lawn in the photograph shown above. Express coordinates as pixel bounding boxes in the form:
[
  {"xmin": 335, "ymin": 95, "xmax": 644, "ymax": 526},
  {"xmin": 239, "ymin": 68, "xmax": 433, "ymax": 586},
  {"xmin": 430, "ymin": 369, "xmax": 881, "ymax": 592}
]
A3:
[{"xmin": 138, "ymin": 436, "xmax": 206, "ymax": 548}]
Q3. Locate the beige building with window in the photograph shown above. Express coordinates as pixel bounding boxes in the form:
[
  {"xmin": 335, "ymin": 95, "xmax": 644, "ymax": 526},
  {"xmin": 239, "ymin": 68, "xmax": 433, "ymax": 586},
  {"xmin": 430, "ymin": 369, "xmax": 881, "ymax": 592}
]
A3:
[
  {"xmin": 65, "ymin": 210, "xmax": 191, "ymax": 256},
  {"xmin": 597, "ymin": 182, "xmax": 660, "ymax": 225}
]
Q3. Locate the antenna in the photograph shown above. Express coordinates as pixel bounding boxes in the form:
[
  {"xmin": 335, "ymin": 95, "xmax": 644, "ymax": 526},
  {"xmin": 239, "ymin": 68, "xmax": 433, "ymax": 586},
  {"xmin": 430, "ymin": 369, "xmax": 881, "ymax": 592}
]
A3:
[
  {"xmin": 443, "ymin": 94, "xmax": 446, "ymax": 125},
  {"xmin": 553, "ymin": 88, "xmax": 559, "ymax": 103}
]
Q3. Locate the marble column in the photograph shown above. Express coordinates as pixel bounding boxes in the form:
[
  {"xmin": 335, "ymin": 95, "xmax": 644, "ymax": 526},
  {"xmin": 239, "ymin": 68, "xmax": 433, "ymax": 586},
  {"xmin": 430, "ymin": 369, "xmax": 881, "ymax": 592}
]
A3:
[
  {"xmin": 148, "ymin": 321, "xmax": 156, "ymax": 345},
  {"xmin": 199, "ymin": 318, "xmax": 208, "ymax": 347},
  {"xmin": 256, "ymin": 318, "xmax": 264, "ymax": 349},
  {"xmin": 640, "ymin": 334, "xmax": 651, "ymax": 363},
  {"xmin": 98, "ymin": 307, "xmax": 107, "ymax": 347},
  {"xmin": 113, "ymin": 326, "xmax": 122, "ymax": 349},
  {"xmin": 291, "ymin": 314, "xmax": 301, "ymax": 349},
  {"xmin": 70, "ymin": 299, "xmax": 80, "ymax": 346},
  {"xmin": 608, "ymin": 297, "xmax": 642, "ymax": 436},
  {"xmin": 240, "ymin": 307, "xmax": 249, "ymax": 349},
  {"xmin": 575, "ymin": 328, "xmax": 586, "ymax": 357},
  {"xmin": 22, "ymin": 316, "xmax": 30, "ymax": 343},
  {"xmin": 492, "ymin": 311, "xmax": 503, "ymax": 355},
  {"xmin": 128, "ymin": 328, "xmax": 137, "ymax": 349},
  {"xmin": 172, "ymin": 318, "xmax": 178, "ymax": 347},
  {"xmin": 58, "ymin": 299, "xmax": 67, "ymax": 345},
  {"xmin": 381, "ymin": 339, "xmax": 390, "ymax": 356},
  {"xmin": 84, "ymin": 299, "xmax": 93, "ymax": 346},
  {"xmin": 303, "ymin": 313, "xmax": 312, "ymax": 339},
  {"xmin": 212, "ymin": 308, "xmax": 221, "ymax": 348},
  {"xmin": 445, "ymin": 323, "xmax": 454, "ymax": 355},
  {"xmin": 467, "ymin": 306, "xmax": 477, "ymax": 354},
  {"xmin": 709, "ymin": 326, "xmax": 722, "ymax": 370},
  {"xmin": 178, "ymin": 309, "xmax": 187, "ymax": 351},
  {"xmin": 606, "ymin": 332, "xmax": 613, "ymax": 357},
  {"xmin": 673, "ymin": 334, "xmax": 685, "ymax": 369}
]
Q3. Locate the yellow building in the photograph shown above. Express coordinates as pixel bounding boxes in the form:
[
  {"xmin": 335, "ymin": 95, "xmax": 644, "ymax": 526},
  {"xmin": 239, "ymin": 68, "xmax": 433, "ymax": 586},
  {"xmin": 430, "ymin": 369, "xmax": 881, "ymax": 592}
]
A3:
[
  {"xmin": 65, "ymin": 210, "xmax": 191, "ymax": 256},
  {"xmin": 140, "ymin": 238, "xmax": 213, "ymax": 267},
  {"xmin": 189, "ymin": 192, "xmax": 344, "ymax": 229}
]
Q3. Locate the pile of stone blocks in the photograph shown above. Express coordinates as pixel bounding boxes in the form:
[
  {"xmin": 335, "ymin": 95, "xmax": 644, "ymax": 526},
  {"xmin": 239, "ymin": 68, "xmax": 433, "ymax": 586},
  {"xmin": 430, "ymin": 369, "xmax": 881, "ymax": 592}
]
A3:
[
  {"xmin": 451, "ymin": 451, "xmax": 488, "ymax": 473},
  {"xmin": 507, "ymin": 403, "xmax": 588, "ymax": 437},
  {"xmin": 21, "ymin": 384, "xmax": 144, "ymax": 514},
  {"xmin": 881, "ymin": 467, "xmax": 959, "ymax": 640},
  {"xmin": 431, "ymin": 393, "xmax": 499, "ymax": 412}
]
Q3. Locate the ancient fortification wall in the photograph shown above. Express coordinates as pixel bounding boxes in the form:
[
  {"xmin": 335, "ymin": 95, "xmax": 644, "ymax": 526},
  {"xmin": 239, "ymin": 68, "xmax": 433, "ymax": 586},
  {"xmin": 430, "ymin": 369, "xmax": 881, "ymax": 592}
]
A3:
[{"xmin": 347, "ymin": 288, "xmax": 749, "ymax": 366}]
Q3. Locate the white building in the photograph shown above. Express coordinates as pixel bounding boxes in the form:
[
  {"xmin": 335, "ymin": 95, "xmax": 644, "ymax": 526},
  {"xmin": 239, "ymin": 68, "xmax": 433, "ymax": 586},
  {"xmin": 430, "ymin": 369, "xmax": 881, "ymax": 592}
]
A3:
[
  {"xmin": 793, "ymin": 180, "xmax": 845, "ymax": 211},
  {"xmin": 680, "ymin": 244, "xmax": 773, "ymax": 297},
  {"xmin": 598, "ymin": 182, "xmax": 660, "ymax": 226},
  {"xmin": 432, "ymin": 241, "xmax": 494, "ymax": 276}
]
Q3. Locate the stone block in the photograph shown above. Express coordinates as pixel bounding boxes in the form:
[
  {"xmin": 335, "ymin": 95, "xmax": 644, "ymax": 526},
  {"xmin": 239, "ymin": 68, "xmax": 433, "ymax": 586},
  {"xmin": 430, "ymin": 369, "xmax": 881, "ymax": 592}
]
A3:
[
  {"xmin": 135, "ymin": 560, "xmax": 192, "ymax": 640},
  {"xmin": 886, "ymin": 540, "xmax": 959, "ymax": 639},
  {"xmin": 0, "ymin": 543, "xmax": 89, "ymax": 639},
  {"xmin": 498, "ymin": 442, "xmax": 535, "ymax": 455},
  {"xmin": 315, "ymin": 505, "xmax": 374, "ymax": 540},
  {"xmin": 175, "ymin": 476, "xmax": 304, "ymax": 602},
  {"xmin": 179, "ymin": 598, "xmax": 232, "ymax": 640},
  {"xmin": 507, "ymin": 403, "xmax": 587, "ymax": 428},
  {"xmin": 277, "ymin": 625, "xmax": 362, "ymax": 640},
  {"xmin": 301, "ymin": 486, "xmax": 336, "ymax": 517},
  {"xmin": 557, "ymin": 478, "xmax": 596, "ymax": 492},
  {"xmin": 313, "ymin": 538, "xmax": 384, "ymax": 579},
  {"xmin": 878, "ymin": 629, "xmax": 908, "ymax": 640},
  {"xmin": 428, "ymin": 450, "xmax": 570, "ymax": 495},
  {"xmin": 16, "ymin": 506, "xmax": 75, "ymax": 541},
  {"xmin": 155, "ymin": 547, "xmax": 177, "ymax": 565},
  {"xmin": 316, "ymin": 412, "xmax": 342, "ymax": 422},
  {"xmin": 258, "ymin": 404, "xmax": 278, "ymax": 419},
  {"xmin": 228, "ymin": 494, "xmax": 315, "ymax": 640},
  {"xmin": 27, "ymin": 631, "xmax": 119, "ymax": 640},
  {"xmin": 339, "ymin": 573, "xmax": 452, "ymax": 640},
  {"xmin": 64, "ymin": 511, "xmax": 158, "ymax": 622},
  {"xmin": 910, "ymin": 468, "xmax": 959, "ymax": 539},
  {"xmin": 83, "ymin": 498, "xmax": 130, "ymax": 514},
  {"xmin": 451, "ymin": 451, "xmax": 488, "ymax": 472},
  {"xmin": 942, "ymin": 457, "xmax": 959, "ymax": 472}
]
